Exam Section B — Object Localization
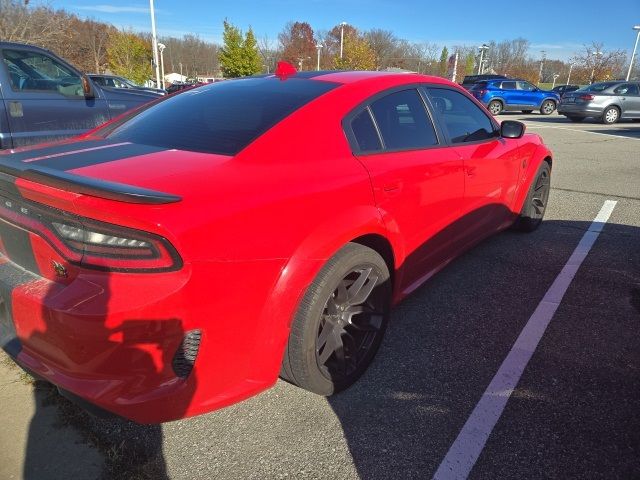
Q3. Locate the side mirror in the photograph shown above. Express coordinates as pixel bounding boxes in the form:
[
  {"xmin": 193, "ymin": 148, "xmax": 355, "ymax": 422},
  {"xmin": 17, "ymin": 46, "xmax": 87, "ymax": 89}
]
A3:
[
  {"xmin": 82, "ymin": 75, "xmax": 95, "ymax": 99},
  {"xmin": 500, "ymin": 120, "xmax": 525, "ymax": 139}
]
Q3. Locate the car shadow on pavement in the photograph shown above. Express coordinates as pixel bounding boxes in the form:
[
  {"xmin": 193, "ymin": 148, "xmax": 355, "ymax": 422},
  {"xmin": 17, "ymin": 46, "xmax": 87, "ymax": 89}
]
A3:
[
  {"xmin": 20, "ymin": 270, "xmax": 197, "ymax": 479},
  {"xmin": 327, "ymin": 218, "xmax": 640, "ymax": 479}
]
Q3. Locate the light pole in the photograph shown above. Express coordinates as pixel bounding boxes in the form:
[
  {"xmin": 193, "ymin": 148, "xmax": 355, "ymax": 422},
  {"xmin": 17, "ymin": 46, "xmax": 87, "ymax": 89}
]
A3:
[
  {"xmin": 626, "ymin": 25, "xmax": 640, "ymax": 81},
  {"xmin": 566, "ymin": 63, "xmax": 575, "ymax": 85},
  {"xmin": 477, "ymin": 44, "xmax": 489, "ymax": 74},
  {"xmin": 552, "ymin": 73, "xmax": 560, "ymax": 89},
  {"xmin": 590, "ymin": 50, "xmax": 603, "ymax": 84},
  {"xmin": 316, "ymin": 43, "xmax": 323, "ymax": 71},
  {"xmin": 158, "ymin": 43, "xmax": 166, "ymax": 89},
  {"xmin": 149, "ymin": 0, "xmax": 161, "ymax": 89},
  {"xmin": 538, "ymin": 50, "xmax": 546, "ymax": 83},
  {"xmin": 340, "ymin": 22, "xmax": 347, "ymax": 59}
]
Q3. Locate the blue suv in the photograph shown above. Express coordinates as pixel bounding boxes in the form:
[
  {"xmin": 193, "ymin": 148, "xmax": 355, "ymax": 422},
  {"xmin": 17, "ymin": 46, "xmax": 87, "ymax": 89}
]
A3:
[{"xmin": 469, "ymin": 79, "xmax": 560, "ymax": 115}]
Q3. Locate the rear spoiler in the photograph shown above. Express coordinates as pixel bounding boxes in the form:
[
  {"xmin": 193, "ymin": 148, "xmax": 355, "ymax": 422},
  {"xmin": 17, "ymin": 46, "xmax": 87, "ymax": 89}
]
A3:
[{"xmin": 0, "ymin": 157, "xmax": 181, "ymax": 204}]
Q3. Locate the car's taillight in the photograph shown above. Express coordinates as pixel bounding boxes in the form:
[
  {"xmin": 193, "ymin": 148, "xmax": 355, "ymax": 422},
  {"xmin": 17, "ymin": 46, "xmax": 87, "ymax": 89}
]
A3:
[
  {"xmin": 0, "ymin": 195, "xmax": 181, "ymax": 272},
  {"xmin": 475, "ymin": 89, "xmax": 487, "ymax": 97},
  {"xmin": 578, "ymin": 94, "xmax": 595, "ymax": 101}
]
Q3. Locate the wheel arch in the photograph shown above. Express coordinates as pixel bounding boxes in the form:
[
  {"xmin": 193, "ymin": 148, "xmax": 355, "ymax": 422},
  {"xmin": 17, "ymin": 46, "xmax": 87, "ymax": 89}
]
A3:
[
  {"xmin": 511, "ymin": 145, "xmax": 553, "ymax": 215},
  {"xmin": 245, "ymin": 206, "xmax": 398, "ymax": 385}
]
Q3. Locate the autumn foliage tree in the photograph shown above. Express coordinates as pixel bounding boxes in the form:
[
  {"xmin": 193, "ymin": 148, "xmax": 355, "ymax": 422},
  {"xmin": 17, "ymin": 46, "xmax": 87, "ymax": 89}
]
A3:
[
  {"xmin": 107, "ymin": 30, "xmax": 152, "ymax": 85},
  {"xmin": 279, "ymin": 22, "xmax": 317, "ymax": 70}
]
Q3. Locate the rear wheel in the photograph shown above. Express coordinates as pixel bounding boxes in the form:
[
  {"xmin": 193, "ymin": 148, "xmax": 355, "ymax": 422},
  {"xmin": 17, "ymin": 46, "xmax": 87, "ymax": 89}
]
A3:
[
  {"xmin": 513, "ymin": 162, "xmax": 551, "ymax": 232},
  {"xmin": 540, "ymin": 100, "xmax": 556, "ymax": 115},
  {"xmin": 281, "ymin": 243, "xmax": 391, "ymax": 395},
  {"xmin": 522, "ymin": 110, "xmax": 533, "ymax": 114},
  {"xmin": 602, "ymin": 106, "xmax": 620, "ymax": 124},
  {"xmin": 488, "ymin": 100, "xmax": 503, "ymax": 115},
  {"xmin": 566, "ymin": 115, "xmax": 585, "ymax": 122}
]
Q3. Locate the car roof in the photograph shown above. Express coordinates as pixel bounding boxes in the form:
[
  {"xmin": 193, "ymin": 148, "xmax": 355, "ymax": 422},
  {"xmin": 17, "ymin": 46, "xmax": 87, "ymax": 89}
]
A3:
[{"xmin": 261, "ymin": 70, "xmax": 457, "ymax": 88}]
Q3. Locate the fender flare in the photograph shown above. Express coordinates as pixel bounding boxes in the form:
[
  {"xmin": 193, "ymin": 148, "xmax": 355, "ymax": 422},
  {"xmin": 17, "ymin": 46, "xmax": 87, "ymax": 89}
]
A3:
[
  {"xmin": 246, "ymin": 205, "xmax": 395, "ymax": 383},
  {"xmin": 511, "ymin": 143, "xmax": 552, "ymax": 214}
]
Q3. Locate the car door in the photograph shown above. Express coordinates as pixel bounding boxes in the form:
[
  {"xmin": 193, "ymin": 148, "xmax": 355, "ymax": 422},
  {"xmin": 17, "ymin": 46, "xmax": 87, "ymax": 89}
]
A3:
[
  {"xmin": 516, "ymin": 81, "xmax": 539, "ymax": 107},
  {"xmin": 424, "ymin": 86, "xmax": 523, "ymax": 246},
  {"xmin": 613, "ymin": 83, "xmax": 640, "ymax": 118},
  {"xmin": 0, "ymin": 47, "xmax": 110, "ymax": 147},
  {"xmin": 346, "ymin": 87, "xmax": 465, "ymax": 293},
  {"xmin": 499, "ymin": 80, "xmax": 518, "ymax": 108}
]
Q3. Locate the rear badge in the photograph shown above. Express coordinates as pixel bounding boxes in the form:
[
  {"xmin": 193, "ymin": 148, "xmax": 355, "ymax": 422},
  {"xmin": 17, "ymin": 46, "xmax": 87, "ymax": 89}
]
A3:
[{"xmin": 52, "ymin": 261, "xmax": 68, "ymax": 278}]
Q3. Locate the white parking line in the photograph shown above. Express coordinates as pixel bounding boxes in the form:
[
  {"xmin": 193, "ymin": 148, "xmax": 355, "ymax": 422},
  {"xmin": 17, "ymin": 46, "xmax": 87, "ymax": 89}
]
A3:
[
  {"xmin": 432, "ymin": 200, "xmax": 618, "ymax": 480},
  {"xmin": 526, "ymin": 124, "xmax": 640, "ymax": 141}
]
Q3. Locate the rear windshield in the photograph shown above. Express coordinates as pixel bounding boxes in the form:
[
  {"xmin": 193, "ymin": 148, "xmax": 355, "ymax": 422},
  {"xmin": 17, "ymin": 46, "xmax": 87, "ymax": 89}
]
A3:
[
  {"xmin": 578, "ymin": 82, "xmax": 617, "ymax": 93},
  {"xmin": 105, "ymin": 77, "xmax": 338, "ymax": 155},
  {"xmin": 469, "ymin": 81, "xmax": 488, "ymax": 90}
]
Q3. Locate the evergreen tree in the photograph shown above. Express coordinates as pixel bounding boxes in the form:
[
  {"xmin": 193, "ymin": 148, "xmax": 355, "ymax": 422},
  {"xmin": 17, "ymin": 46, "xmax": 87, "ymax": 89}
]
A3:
[
  {"xmin": 219, "ymin": 20, "xmax": 245, "ymax": 78},
  {"xmin": 242, "ymin": 27, "xmax": 262, "ymax": 75},
  {"xmin": 439, "ymin": 46, "xmax": 449, "ymax": 77}
]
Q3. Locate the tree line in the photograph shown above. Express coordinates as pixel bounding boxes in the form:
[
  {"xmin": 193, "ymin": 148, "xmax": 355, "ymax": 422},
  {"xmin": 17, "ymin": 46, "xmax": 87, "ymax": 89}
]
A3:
[{"xmin": 0, "ymin": 0, "xmax": 633, "ymax": 85}]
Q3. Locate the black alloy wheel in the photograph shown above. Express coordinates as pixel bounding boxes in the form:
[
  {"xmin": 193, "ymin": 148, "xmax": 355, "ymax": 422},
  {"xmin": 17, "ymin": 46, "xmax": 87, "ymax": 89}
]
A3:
[
  {"xmin": 281, "ymin": 243, "xmax": 391, "ymax": 395},
  {"xmin": 513, "ymin": 162, "xmax": 551, "ymax": 232}
]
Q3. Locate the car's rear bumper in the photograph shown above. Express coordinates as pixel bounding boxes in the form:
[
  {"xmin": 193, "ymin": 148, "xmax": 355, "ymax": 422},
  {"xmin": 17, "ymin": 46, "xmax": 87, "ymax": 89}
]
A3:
[
  {"xmin": 557, "ymin": 103, "xmax": 603, "ymax": 116},
  {"xmin": 0, "ymin": 254, "xmax": 288, "ymax": 423}
]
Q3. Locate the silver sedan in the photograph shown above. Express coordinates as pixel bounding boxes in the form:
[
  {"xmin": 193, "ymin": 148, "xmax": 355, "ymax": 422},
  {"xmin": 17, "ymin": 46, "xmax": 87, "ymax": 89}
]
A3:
[{"xmin": 557, "ymin": 81, "xmax": 640, "ymax": 124}]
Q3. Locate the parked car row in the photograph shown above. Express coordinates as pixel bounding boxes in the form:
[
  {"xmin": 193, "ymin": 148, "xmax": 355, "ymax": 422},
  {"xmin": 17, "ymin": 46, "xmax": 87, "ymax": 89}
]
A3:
[{"xmin": 462, "ymin": 74, "xmax": 640, "ymax": 124}]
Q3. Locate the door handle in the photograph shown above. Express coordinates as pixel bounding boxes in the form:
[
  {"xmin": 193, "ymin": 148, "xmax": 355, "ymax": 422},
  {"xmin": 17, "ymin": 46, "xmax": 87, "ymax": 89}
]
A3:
[
  {"xmin": 382, "ymin": 181, "xmax": 401, "ymax": 194},
  {"xmin": 465, "ymin": 166, "xmax": 477, "ymax": 177}
]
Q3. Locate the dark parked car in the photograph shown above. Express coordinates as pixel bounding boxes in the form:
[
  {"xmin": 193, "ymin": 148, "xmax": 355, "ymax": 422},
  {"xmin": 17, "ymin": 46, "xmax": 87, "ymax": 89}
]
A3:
[
  {"xmin": 166, "ymin": 82, "xmax": 207, "ymax": 94},
  {"xmin": 88, "ymin": 74, "xmax": 166, "ymax": 96},
  {"xmin": 558, "ymin": 81, "xmax": 640, "ymax": 124},
  {"xmin": 461, "ymin": 74, "xmax": 508, "ymax": 90},
  {"xmin": 552, "ymin": 84, "xmax": 580, "ymax": 97},
  {"xmin": 469, "ymin": 79, "xmax": 560, "ymax": 115},
  {"xmin": 0, "ymin": 42, "xmax": 160, "ymax": 148}
]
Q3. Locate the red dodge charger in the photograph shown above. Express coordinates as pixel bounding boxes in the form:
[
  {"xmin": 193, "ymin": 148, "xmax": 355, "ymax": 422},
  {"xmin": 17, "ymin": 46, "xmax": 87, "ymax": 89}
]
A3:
[{"xmin": 0, "ymin": 67, "xmax": 552, "ymax": 423}]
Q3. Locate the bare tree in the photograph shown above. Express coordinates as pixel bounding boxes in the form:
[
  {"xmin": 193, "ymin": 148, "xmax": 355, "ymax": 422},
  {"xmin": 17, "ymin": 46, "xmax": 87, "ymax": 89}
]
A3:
[{"xmin": 571, "ymin": 42, "xmax": 627, "ymax": 83}]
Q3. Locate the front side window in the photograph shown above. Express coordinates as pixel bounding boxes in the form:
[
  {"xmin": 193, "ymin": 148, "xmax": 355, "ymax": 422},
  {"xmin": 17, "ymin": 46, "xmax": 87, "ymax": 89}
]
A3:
[
  {"xmin": 517, "ymin": 81, "xmax": 536, "ymax": 91},
  {"xmin": 2, "ymin": 49, "xmax": 83, "ymax": 96},
  {"xmin": 368, "ymin": 89, "xmax": 438, "ymax": 150},
  {"xmin": 427, "ymin": 87, "xmax": 496, "ymax": 144},
  {"xmin": 614, "ymin": 83, "xmax": 639, "ymax": 95}
]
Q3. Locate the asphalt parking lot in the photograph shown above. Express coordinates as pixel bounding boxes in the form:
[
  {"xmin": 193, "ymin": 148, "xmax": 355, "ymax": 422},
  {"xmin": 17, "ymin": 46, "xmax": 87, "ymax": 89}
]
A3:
[{"xmin": 1, "ymin": 113, "xmax": 639, "ymax": 480}]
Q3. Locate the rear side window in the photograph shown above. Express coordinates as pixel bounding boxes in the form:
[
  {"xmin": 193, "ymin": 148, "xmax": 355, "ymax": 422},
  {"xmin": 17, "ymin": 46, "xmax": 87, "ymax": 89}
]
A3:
[
  {"xmin": 501, "ymin": 81, "xmax": 517, "ymax": 90},
  {"xmin": 105, "ymin": 77, "xmax": 338, "ymax": 155},
  {"xmin": 351, "ymin": 109, "xmax": 382, "ymax": 152},
  {"xmin": 369, "ymin": 89, "xmax": 438, "ymax": 150},
  {"xmin": 427, "ymin": 87, "xmax": 496, "ymax": 143}
]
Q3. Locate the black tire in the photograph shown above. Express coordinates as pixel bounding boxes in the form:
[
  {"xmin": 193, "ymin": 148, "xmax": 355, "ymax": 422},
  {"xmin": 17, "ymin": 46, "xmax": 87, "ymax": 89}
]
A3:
[
  {"xmin": 488, "ymin": 100, "xmax": 503, "ymax": 115},
  {"xmin": 566, "ymin": 115, "xmax": 585, "ymax": 122},
  {"xmin": 522, "ymin": 110, "xmax": 533, "ymax": 114},
  {"xmin": 513, "ymin": 162, "xmax": 551, "ymax": 232},
  {"xmin": 601, "ymin": 106, "xmax": 620, "ymax": 124},
  {"xmin": 281, "ymin": 243, "xmax": 391, "ymax": 395},
  {"xmin": 539, "ymin": 100, "xmax": 556, "ymax": 115}
]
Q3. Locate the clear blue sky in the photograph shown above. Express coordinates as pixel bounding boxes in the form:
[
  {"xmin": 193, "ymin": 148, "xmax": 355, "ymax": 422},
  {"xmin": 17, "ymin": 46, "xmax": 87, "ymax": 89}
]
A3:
[{"xmin": 54, "ymin": 0, "xmax": 639, "ymax": 59}]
